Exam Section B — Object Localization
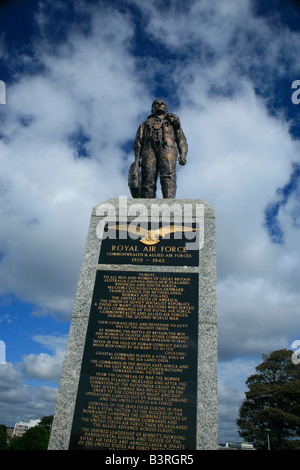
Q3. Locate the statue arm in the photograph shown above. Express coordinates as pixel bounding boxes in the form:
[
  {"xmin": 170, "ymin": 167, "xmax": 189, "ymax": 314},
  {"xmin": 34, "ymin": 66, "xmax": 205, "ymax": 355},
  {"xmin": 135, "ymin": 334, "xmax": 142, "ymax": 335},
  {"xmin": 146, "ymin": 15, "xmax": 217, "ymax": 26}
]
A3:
[
  {"xmin": 133, "ymin": 123, "xmax": 144, "ymax": 164},
  {"xmin": 167, "ymin": 113, "xmax": 188, "ymax": 165},
  {"xmin": 176, "ymin": 127, "xmax": 188, "ymax": 166}
]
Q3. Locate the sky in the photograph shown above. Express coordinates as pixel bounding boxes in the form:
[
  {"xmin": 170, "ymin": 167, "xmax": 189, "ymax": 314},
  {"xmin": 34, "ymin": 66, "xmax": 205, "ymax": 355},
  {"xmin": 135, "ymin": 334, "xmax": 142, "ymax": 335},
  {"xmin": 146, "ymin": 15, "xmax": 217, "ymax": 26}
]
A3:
[{"xmin": 0, "ymin": 0, "xmax": 300, "ymax": 444}]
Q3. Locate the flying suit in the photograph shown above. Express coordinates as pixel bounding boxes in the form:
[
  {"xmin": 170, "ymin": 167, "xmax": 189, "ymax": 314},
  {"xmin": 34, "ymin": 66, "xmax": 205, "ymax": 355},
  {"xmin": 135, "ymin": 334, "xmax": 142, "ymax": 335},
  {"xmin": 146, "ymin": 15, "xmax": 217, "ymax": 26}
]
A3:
[{"xmin": 133, "ymin": 112, "xmax": 188, "ymax": 198}]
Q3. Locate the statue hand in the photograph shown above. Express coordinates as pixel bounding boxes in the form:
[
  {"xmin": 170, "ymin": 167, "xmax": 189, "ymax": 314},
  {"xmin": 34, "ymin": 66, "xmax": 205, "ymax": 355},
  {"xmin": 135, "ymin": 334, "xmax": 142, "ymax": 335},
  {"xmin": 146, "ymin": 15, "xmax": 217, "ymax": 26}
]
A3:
[{"xmin": 178, "ymin": 155, "xmax": 186, "ymax": 166}]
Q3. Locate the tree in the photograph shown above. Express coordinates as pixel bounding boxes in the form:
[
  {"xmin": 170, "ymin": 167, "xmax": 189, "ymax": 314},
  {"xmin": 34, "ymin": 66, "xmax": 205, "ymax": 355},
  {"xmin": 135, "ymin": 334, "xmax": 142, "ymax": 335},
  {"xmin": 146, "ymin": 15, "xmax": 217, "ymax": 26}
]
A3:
[
  {"xmin": 9, "ymin": 436, "xmax": 24, "ymax": 450},
  {"xmin": 0, "ymin": 424, "xmax": 8, "ymax": 450},
  {"xmin": 237, "ymin": 349, "xmax": 300, "ymax": 450},
  {"xmin": 21, "ymin": 425, "xmax": 50, "ymax": 450},
  {"xmin": 39, "ymin": 415, "xmax": 53, "ymax": 432},
  {"xmin": 8, "ymin": 415, "xmax": 53, "ymax": 450}
]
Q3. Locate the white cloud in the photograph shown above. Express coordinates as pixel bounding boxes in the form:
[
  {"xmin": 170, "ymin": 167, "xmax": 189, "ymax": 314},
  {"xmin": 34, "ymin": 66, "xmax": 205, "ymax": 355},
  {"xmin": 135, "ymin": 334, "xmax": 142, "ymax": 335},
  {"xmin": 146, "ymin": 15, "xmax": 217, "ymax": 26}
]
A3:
[
  {"xmin": 218, "ymin": 356, "xmax": 258, "ymax": 441},
  {"xmin": 20, "ymin": 334, "xmax": 67, "ymax": 382},
  {"xmin": 0, "ymin": 361, "xmax": 57, "ymax": 424},
  {"xmin": 0, "ymin": 364, "xmax": 56, "ymax": 423},
  {"xmin": 0, "ymin": 335, "xmax": 66, "ymax": 424},
  {"xmin": 172, "ymin": 58, "xmax": 300, "ymax": 367},
  {"xmin": 0, "ymin": 2, "xmax": 151, "ymax": 319},
  {"xmin": 0, "ymin": 362, "xmax": 23, "ymax": 391}
]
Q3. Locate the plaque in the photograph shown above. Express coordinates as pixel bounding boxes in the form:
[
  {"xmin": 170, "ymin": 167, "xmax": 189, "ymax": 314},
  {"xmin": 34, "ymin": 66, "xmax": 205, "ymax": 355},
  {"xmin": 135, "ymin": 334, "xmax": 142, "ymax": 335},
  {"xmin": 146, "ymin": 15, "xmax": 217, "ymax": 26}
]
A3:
[
  {"xmin": 69, "ymin": 270, "xmax": 199, "ymax": 450},
  {"xmin": 98, "ymin": 222, "xmax": 199, "ymax": 267}
]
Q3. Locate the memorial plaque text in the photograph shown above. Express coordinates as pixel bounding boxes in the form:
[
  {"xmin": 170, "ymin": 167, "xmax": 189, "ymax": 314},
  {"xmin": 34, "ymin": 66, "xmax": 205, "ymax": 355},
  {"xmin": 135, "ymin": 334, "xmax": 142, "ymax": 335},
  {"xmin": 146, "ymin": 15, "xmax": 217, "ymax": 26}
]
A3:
[{"xmin": 69, "ymin": 270, "xmax": 199, "ymax": 450}]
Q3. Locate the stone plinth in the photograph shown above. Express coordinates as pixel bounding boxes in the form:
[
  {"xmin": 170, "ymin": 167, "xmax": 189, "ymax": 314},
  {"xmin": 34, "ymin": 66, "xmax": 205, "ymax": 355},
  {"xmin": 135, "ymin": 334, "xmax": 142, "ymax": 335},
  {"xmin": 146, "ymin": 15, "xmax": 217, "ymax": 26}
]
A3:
[{"xmin": 48, "ymin": 198, "xmax": 217, "ymax": 450}]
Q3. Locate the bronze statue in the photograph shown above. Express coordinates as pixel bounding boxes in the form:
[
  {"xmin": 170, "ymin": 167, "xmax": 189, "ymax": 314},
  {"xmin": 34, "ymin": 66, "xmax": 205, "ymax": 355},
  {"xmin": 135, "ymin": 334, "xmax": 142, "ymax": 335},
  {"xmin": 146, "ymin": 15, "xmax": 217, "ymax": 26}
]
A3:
[{"xmin": 128, "ymin": 99, "xmax": 188, "ymax": 198}]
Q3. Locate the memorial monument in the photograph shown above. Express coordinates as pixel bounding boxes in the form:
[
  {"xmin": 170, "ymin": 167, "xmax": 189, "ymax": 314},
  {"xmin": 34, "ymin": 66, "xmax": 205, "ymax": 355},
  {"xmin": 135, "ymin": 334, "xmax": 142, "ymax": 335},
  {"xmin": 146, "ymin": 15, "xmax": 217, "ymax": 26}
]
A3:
[{"xmin": 48, "ymin": 101, "xmax": 217, "ymax": 451}]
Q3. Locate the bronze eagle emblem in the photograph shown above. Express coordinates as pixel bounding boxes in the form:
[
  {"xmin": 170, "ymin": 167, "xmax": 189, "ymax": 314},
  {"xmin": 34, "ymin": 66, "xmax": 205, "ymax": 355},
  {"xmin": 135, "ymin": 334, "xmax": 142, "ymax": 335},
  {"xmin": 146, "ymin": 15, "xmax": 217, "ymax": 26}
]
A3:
[{"xmin": 107, "ymin": 224, "xmax": 197, "ymax": 245}]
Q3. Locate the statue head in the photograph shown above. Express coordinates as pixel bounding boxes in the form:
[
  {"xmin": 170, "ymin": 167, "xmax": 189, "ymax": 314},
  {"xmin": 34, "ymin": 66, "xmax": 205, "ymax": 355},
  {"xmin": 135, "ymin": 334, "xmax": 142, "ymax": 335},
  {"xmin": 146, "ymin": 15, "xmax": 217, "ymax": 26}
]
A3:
[{"xmin": 151, "ymin": 99, "xmax": 168, "ymax": 115}]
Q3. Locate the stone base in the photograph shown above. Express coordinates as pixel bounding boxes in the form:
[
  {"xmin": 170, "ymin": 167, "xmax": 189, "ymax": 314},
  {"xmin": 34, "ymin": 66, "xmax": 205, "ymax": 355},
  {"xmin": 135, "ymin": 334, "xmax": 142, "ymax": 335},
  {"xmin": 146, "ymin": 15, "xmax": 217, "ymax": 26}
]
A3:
[{"xmin": 48, "ymin": 198, "xmax": 217, "ymax": 450}]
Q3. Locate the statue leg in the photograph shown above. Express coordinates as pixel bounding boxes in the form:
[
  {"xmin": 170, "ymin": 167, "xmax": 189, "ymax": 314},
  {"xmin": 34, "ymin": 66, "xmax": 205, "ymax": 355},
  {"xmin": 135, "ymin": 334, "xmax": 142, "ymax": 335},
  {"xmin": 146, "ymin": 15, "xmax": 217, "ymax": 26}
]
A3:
[
  {"xmin": 159, "ymin": 150, "xmax": 177, "ymax": 198},
  {"xmin": 141, "ymin": 147, "xmax": 158, "ymax": 198}
]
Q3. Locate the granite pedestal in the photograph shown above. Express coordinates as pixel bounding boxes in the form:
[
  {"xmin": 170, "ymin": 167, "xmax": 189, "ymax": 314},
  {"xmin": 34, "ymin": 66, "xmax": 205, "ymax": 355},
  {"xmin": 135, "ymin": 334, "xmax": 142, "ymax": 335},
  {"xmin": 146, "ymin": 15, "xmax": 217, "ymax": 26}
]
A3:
[{"xmin": 48, "ymin": 198, "xmax": 217, "ymax": 450}]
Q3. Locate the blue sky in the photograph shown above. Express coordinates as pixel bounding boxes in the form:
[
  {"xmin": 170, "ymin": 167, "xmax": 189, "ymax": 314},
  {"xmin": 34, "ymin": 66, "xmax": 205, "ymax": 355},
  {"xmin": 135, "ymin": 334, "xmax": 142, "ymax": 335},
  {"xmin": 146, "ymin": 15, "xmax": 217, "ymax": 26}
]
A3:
[{"xmin": 0, "ymin": 0, "xmax": 300, "ymax": 443}]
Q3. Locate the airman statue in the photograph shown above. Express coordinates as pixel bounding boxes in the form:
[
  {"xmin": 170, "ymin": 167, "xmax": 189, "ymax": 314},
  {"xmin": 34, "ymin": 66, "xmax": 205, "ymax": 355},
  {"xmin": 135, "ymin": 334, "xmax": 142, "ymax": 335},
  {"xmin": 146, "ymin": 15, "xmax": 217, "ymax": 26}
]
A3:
[{"xmin": 128, "ymin": 99, "xmax": 188, "ymax": 198}]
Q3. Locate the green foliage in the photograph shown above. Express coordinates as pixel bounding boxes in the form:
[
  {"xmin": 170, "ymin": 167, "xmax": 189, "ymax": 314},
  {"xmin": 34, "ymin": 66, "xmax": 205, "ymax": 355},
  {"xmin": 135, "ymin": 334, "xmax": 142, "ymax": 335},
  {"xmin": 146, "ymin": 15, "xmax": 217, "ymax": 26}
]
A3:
[
  {"xmin": 3, "ymin": 415, "xmax": 53, "ymax": 450},
  {"xmin": 21, "ymin": 426, "xmax": 50, "ymax": 450},
  {"xmin": 9, "ymin": 436, "xmax": 25, "ymax": 450},
  {"xmin": 0, "ymin": 424, "xmax": 8, "ymax": 450},
  {"xmin": 39, "ymin": 415, "xmax": 53, "ymax": 432},
  {"xmin": 237, "ymin": 349, "xmax": 300, "ymax": 450}
]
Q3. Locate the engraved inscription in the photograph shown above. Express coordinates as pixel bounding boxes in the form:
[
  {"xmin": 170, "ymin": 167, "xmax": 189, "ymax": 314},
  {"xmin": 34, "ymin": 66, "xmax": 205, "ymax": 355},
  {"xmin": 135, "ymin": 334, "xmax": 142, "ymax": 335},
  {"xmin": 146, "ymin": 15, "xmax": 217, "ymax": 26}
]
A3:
[
  {"xmin": 69, "ymin": 271, "xmax": 198, "ymax": 450},
  {"xmin": 99, "ymin": 222, "xmax": 199, "ymax": 266}
]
